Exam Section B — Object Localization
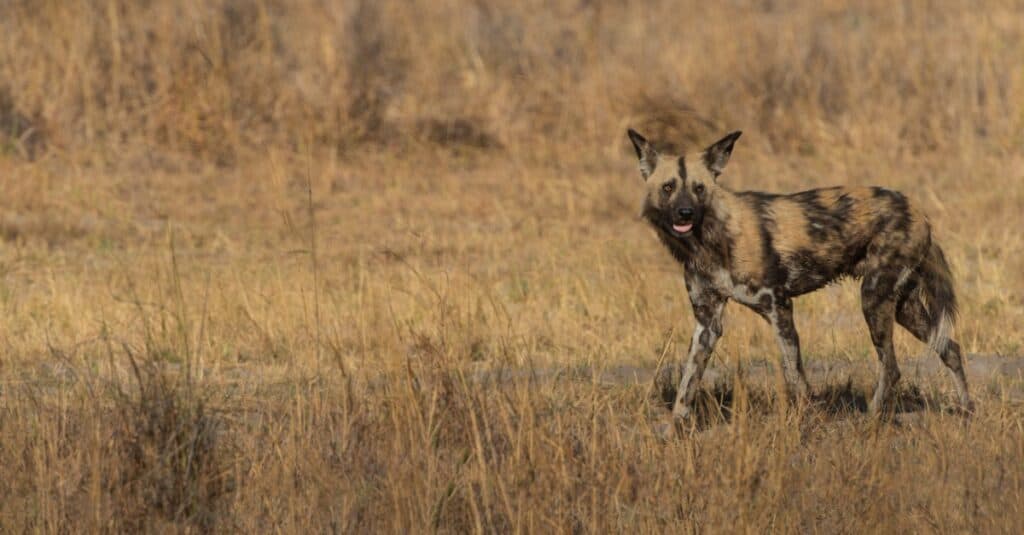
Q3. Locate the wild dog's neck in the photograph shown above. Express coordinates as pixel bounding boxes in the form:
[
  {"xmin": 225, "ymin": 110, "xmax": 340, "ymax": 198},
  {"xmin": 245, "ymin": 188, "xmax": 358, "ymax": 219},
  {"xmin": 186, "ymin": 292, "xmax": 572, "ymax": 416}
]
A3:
[
  {"xmin": 707, "ymin": 186, "xmax": 742, "ymax": 228},
  {"xmin": 692, "ymin": 189, "xmax": 733, "ymax": 264}
]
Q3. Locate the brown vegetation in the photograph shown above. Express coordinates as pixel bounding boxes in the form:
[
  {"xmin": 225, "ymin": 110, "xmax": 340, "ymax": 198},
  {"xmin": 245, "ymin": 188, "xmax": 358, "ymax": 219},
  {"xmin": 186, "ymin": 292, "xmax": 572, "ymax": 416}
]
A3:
[{"xmin": 1, "ymin": 0, "xmax": 1023, "ymax": 531}]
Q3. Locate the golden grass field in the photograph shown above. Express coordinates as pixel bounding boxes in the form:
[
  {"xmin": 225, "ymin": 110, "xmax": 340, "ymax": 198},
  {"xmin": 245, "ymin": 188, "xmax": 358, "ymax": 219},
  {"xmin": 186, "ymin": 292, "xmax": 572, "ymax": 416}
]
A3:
[{"xmin": 2, "ymin": 0, "xmax": 1024, "ymax": 531}]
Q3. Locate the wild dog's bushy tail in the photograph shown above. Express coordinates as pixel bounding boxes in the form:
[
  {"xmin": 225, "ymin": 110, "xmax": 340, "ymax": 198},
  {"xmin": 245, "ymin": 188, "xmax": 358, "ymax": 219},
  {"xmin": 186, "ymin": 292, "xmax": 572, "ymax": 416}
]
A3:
[{"xmin": 919, "ymin": 241, "xmax": 958, "ymax": 355}]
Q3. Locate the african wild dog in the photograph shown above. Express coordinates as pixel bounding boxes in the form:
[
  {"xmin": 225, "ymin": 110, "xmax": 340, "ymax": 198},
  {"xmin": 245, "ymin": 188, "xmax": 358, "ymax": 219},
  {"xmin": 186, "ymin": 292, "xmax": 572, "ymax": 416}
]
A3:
[{"xmin": 627, "ymin": 129, "xmax": 972, "ymax": 420}]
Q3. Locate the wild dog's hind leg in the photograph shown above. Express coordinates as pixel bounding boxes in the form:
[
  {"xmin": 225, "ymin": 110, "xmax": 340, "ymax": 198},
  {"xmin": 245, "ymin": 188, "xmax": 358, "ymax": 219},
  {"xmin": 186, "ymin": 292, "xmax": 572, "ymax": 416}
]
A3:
[
  {"xmin": 673, "ymin": 289, "xmax": 726, "ymax": 421},
  {"xmin": 896, "ymin": 291, "xmax": 973, "ymax": 410},
  {"xmin": 861, "ymin": 271, "xmax": 901, "ymax": 415}
]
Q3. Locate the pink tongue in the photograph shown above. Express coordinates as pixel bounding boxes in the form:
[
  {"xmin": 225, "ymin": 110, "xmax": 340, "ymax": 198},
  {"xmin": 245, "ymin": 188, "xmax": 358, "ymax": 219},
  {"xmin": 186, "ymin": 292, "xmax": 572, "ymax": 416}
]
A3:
[{"xmin": 673, "ymin": 223, "xmax": 693, "ymax": 233}]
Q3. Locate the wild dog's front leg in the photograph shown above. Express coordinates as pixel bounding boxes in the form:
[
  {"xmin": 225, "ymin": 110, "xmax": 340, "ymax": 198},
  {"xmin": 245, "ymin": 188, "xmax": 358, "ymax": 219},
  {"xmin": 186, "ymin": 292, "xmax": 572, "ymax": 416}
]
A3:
[
  {"xmin": 673, "ymin": 291, "xmax": 726, "ymax": 421},
  {"xmin": 769, "ymin": 297, "xmax": 812, "ymax": 400},
  {"xmin": 744, "ymin": 293, "xmax": 812, "ymax": 400}
]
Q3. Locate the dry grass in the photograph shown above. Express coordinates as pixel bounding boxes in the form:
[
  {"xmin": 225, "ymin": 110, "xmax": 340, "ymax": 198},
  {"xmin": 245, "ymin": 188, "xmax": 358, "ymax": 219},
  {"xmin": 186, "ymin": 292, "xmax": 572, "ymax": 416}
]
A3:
[{"xmin": 2, "ymin": 0, "xmax": 1024, "ymax": 531}]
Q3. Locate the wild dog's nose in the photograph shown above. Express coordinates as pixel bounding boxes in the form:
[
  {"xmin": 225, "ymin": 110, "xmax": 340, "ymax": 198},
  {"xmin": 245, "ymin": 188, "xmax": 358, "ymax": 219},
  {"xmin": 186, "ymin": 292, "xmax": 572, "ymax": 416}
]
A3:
[{"xmin": 677, "ymin": 207, "xmax": 694, "ymax": 220}]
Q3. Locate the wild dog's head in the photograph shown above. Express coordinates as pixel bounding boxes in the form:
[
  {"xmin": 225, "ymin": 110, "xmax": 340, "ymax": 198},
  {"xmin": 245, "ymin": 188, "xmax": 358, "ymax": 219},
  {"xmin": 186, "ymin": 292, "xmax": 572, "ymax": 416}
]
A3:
[{"xmin": 627, "ymin": 129, "xmax": 742, "ymax": 239}]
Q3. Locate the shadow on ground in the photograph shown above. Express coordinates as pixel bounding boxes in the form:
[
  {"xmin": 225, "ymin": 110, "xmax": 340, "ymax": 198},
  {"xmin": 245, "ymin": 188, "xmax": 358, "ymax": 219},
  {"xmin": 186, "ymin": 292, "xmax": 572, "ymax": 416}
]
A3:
[
  {"xmin": 463, "ymin": 354, "xmax": 1024, "ymax": 430},
  {"xmin": 652, "ymin": 376, "xmax": 950, "ymax": 429}
]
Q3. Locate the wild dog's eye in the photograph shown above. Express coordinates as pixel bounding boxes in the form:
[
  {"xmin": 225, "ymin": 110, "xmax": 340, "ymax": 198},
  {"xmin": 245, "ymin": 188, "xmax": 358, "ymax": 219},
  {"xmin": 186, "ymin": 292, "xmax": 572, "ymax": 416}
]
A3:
[
  {"xmin": 694, "ymin": 184, "xmax": 706, "ymax": 195},
  {"xmin": 662, "ymin": 182, "xmax": 675, "ymax": 194}
]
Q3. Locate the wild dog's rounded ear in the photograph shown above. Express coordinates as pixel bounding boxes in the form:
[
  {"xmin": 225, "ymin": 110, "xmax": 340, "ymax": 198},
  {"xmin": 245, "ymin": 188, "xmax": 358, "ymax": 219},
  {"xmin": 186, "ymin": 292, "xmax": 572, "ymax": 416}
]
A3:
[
  {"xmin": 702, "ymin": 131, "xmax": 742, "ymax": 177},
  {"xmin": 627, "ymin": 128, "xmax": 658, "ymax": 180}
]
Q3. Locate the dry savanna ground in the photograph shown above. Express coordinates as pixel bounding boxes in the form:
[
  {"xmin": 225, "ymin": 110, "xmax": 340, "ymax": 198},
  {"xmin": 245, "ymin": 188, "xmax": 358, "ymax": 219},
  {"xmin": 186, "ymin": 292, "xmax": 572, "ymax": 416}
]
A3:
[{"xmin": 2, "ymin": 0, "xmax": 1024, "ymax": 532}]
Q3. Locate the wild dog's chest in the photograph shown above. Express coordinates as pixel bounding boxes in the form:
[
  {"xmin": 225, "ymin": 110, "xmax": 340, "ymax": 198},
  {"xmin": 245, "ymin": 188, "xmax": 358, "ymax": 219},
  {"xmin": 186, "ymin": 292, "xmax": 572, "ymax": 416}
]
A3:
[{"xmin": 687, "ymin": 268, "xmax": 775, "ymax": 307}]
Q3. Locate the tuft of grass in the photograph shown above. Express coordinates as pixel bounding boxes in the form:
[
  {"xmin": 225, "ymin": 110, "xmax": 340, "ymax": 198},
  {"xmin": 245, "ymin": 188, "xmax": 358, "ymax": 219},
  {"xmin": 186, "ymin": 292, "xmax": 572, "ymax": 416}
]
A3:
[{"xmin": 105, "ymin": 345, "xmax": 228, "ymax": 531}]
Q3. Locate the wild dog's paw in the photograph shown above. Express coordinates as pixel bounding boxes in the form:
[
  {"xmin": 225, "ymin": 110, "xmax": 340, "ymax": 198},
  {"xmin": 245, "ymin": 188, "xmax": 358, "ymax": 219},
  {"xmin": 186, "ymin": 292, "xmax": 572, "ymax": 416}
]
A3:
[
  {"xmin": 651, "ymin": 419, "xmax": 677, "ymax": 441},
  {"xmin": 650, "ymin": 412, "xmax": 696, "ymax": 441},
  {"xmin": 671, "ymin": 403, "xmax": 696, "ymax": 426},
  {"xmin": 952, "ymin": 398, "xmax": 976, "ymax": 417}
]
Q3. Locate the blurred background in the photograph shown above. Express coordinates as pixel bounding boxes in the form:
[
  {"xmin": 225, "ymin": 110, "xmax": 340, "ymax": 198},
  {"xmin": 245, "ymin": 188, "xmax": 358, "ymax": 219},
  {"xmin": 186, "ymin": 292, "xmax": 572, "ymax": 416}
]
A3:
[{"xmin": 3, "ymin": 0, "xmax": 1021, "ymax": 165}]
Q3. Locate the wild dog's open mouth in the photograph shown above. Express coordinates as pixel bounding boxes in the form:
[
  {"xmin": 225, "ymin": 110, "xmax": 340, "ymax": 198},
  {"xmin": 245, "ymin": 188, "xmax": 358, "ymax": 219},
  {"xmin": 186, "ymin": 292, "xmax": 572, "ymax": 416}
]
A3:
[{"xmin": 671, "ymin": 222, "xmax": 693, "ymax": 234}]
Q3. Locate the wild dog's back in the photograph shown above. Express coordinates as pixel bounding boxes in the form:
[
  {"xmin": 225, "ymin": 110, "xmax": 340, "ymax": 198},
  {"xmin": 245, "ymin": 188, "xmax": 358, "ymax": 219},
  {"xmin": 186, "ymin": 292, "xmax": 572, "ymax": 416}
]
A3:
[{"xmin": 716, "ymin": 185, "xmax": 932, "ymax": 296}]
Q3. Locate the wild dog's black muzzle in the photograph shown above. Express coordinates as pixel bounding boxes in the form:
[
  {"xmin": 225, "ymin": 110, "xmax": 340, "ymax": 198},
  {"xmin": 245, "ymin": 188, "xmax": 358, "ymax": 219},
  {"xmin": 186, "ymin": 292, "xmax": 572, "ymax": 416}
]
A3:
[{"xmin": 669, "ymin": 206, "xmax": 697, "ymax": 236}]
